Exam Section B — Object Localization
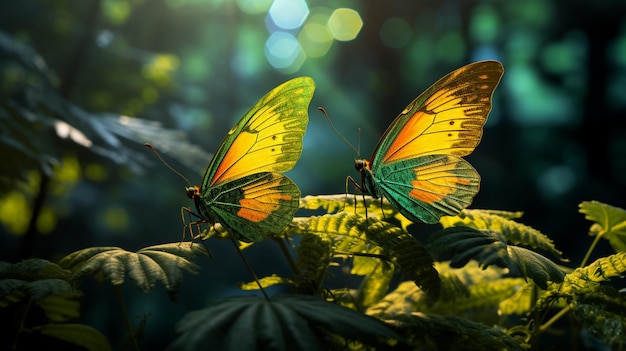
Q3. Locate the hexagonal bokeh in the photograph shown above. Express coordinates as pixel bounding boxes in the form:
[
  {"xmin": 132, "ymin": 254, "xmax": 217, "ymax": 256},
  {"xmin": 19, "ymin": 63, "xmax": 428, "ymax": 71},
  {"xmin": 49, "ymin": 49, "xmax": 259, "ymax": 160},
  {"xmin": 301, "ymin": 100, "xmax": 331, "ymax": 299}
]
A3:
[
  {"xmin": 327, "ymin": 8, "xmax": 363, "ymax": 41},
  {"xmin": 264, "ymin": 31, "xmax": 306, "ymax": 71},
  {"xmin": 268, "ymin": 0, "xmax": 310, "ymax": 30}
]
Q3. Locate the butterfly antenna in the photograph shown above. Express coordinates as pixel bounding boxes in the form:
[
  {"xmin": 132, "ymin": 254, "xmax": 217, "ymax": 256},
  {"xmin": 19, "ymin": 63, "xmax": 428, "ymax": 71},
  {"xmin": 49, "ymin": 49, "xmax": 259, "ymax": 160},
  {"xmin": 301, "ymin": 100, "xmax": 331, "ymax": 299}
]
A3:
[
  {"xmin": 318, "ymin": 107, "xmax": 360, "ymax": 157},
  {"xmin": 144, "ymin": 143, "xmax": 192, "ymax": 186}
]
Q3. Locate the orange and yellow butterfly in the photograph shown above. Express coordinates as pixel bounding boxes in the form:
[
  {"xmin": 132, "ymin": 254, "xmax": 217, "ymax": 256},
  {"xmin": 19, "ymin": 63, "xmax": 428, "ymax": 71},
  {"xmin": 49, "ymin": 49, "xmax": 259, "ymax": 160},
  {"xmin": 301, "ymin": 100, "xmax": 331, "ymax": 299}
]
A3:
[
  {"xmin": 186, "ymin": 77, "xmax": 315, "ymax": 242},
  {"xmin": 353, "ymin": 61, "xmax": 504, "ymax": 224}
]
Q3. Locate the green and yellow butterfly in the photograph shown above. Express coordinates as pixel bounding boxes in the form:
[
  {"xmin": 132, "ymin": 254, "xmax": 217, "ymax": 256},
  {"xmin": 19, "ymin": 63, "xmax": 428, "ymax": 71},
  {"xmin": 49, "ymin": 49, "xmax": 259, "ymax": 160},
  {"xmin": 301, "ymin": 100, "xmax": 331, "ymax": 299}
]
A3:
[
  {"xmin": 354, "ymin": 60, "xmax": 504, "ymax": 224},
  {"xmin": 186, "ymin": 77, "xmax": 315, "ymax": 242}
]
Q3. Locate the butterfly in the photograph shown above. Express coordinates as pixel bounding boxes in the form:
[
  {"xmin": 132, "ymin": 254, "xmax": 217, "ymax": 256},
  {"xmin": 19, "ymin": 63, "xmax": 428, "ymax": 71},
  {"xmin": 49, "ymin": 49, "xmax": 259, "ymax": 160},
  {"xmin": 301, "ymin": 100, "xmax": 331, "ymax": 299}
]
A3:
[
  {"xmin": 186, "ymin": 77, "xmax": 315, "ymax": 242},
  {"xmin": 353, "ymin": 60, "xmax": 504, "ymax": 224}
]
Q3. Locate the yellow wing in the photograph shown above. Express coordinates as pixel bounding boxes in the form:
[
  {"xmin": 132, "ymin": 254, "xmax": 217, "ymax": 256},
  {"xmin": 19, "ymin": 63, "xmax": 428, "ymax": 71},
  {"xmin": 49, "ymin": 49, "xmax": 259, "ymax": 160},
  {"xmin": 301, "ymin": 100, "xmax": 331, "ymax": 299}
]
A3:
[
  {"xmin": 204, "ymin": 77, "xmax": 315, "ymax": 188},
  {"xmin": 373, "ymin": 61, "xmax": 503, "ymax": 167}
]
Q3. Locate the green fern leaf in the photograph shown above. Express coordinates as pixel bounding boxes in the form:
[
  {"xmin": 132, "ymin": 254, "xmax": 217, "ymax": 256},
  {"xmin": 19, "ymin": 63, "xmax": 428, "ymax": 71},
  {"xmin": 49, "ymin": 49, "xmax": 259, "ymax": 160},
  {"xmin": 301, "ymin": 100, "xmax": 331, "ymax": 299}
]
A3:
[
  {"xmin": 34, "ymin": 323, "xmax": 112, "ymax": 351},
  {"xmin": 579, "ymin": 201, "xmax": 626, "ymax": 253},
  {"xmin": 299, "ymin": 194, "xmax": 400, "ymax": 221},
  {"xmin": 367, "ymin": 262, "xmax": 519, "ymax": 320},
  {"xmin": 429, "ymin": 227, "xmax": 564, "ymax": 289},
  {"xmin": 58, "ymin": 243, "xmax": 210, "ymax": 292},
  {"xmin": 293, "ymin": 233, "xmax": 332, "ymax": 294},
  {"xmin": 562, "ymin": 251, "xmax": 626, "ymax": 294},
  {"xmin": 293, "ymin": 212, "xmax": 440, "ymax": 300},
  {"xmin": 441, "ymin": 209, "xmax": 564, "ymax": 259},
  {"xmin": 169, "ymin": 294, "xmax": 402, "ymax": 351}
]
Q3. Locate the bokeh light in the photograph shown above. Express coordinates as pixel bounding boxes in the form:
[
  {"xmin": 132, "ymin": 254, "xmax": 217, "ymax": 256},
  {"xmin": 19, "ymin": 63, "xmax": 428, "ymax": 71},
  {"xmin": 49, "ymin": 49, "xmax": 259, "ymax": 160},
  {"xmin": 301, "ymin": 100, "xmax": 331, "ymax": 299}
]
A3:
[
  {"xmin": 298, "ymin": 9, "xmax": 334, "ymax": 58},
  {"xmin": 268, "ymin": 0, "xmax": 309, "ymax": 30},
  {"xmin": 264, "ymin": 31, "xmax": 306, "ymax": 72},
  {"xmin": 328, "ymin": 8, "xmax": 363, "ymax": 41}
]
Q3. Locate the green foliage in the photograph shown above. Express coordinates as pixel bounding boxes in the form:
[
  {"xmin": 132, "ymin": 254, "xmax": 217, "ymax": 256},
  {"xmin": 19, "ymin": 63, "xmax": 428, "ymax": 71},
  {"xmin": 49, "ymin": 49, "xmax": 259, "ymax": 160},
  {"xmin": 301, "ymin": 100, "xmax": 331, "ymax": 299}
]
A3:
[
  {"xmin": 429, "ymin": 226, "xmax": 564, "ymax": 289},
  {"xmin": 580, "ymin": 200, "xmax": 626, "ymax": 252},
  {"xmin": 169, "ymin": 294, "xmax": 402, "ymax": 351},
  {"xmin": 58, "ymin": 243, "xmax": 210, "ymax": 293}
]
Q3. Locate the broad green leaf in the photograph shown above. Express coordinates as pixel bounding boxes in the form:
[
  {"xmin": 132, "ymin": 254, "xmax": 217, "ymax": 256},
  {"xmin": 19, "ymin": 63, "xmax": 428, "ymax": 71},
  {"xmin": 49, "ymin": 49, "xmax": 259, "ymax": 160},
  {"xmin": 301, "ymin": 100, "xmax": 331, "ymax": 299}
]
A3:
[
  {"xmin": 429, "ymin": 227, "xmax": 564, "ymax": 289},
  {"xmin": 441, "ymin": 209, "xmax": 564, "ymax": 259},
  {"xmin": 579, "ymin": 201, "xmax": 626, "ymax": 252},
  {"xmin": 0, "ymin": 259, "xmax": 75, "ymax": 307},
  {"xmin": 169, "ymin": 294, "xmax": 402, "ymax": 351},
  {"xmin": 34, "ymin": 323, "xmax": 112, "ymax": 351},
  {"xmin": 58, "ymin": 243, "xmax": 210, "ymax": 292}
]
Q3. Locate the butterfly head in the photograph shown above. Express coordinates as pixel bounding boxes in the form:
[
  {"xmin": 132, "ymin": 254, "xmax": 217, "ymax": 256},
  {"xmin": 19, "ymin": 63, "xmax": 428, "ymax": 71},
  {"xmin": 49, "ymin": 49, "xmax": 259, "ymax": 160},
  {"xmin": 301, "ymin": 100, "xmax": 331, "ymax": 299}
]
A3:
[
  {"xmin": 185, "ymin": 185, "xmax": 200, "ymax": 200},
  {"xmin": 354, "ymin": 159, "xmax": 370, "ymax": 172}
]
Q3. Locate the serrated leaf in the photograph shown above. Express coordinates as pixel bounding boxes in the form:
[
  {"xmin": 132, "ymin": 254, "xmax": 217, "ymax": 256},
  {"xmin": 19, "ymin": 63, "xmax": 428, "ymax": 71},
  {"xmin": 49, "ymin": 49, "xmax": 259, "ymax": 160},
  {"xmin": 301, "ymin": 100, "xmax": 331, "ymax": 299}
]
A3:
[
  {"xmin": 293, "ymin": 233, "xmax": 332, "ymax": 294},
  {"xmin": 562, "ymin": 251, "xmax": 626, "ymax": 295},
  {"xmin": 441, "ymin": 209, "xmax": 564, "ymax": 259},
  {"xmin": 58, "ymin": 243, "xmax": 210, "ymax": 292},
  {"xmin": 292, "ymin": 212, "xmax": 440, "ymax": 300},
  {"xmin": 170, "ymin": 294, "xmax": 401, "ymax": 351},
  {"xmin": 34, "ymin": 323, "xmax": 112, "ymax": 351},
  {"xmin": 579, "ymin": 201, "xmax": 626, "ymax": 252},
  {"xmin": 429, "ymin": 227, "xmax": 564, "ymax": 289}
]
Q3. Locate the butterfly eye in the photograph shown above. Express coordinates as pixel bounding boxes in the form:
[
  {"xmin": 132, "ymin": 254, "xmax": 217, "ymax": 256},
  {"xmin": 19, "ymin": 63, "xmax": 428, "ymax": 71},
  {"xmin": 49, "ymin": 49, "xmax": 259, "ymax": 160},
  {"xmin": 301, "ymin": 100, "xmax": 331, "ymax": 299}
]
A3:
[
  {"xmin": 185, "ymin": 186, "xmax": 197, "ymax": 199},
  {"xmin": 355, "ymin": 159, "xmax": 368, "ymax": 172}
]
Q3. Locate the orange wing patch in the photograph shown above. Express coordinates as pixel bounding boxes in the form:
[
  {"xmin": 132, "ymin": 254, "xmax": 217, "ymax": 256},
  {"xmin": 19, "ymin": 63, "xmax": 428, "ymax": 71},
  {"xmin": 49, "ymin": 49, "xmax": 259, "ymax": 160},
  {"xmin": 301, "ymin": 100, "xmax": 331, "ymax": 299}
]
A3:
[
  {"xmin": 237, "ymin": 174, "xmax": 293, "ymax": 222},
  {"xmin": 408, "ymin": 157, "xmax": 477, "ymax": 204}
]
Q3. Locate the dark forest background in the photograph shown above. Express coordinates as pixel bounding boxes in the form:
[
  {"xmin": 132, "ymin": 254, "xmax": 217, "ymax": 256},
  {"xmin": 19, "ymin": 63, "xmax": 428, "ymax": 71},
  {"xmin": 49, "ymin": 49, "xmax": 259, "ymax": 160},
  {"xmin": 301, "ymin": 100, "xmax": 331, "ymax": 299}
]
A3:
[{"xmin": 1, "ymin": 0, "xmax": 625, "ymax": 348}]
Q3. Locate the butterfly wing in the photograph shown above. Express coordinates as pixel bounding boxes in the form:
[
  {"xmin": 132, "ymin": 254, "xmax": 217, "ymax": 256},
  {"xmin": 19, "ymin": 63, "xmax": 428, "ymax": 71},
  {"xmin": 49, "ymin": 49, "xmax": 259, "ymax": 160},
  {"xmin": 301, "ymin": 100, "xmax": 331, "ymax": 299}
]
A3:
[
  {"xmin": 194, "ymin": 77, "xmax": 314, "ymax": 240},
  {"xmin": 370, "ymin": 155, "xmax": 480, "ymax": 223},
  {"xmin": 368, "ymin": 61, "xmax": 503, "ymax": 223},
  {"xmin": 196, "ymin": 172, "xmax": 300, "ymax": 242},
  {"xmin": 203, "ymin": 76, "xmax": 315, "ymax": 190}
]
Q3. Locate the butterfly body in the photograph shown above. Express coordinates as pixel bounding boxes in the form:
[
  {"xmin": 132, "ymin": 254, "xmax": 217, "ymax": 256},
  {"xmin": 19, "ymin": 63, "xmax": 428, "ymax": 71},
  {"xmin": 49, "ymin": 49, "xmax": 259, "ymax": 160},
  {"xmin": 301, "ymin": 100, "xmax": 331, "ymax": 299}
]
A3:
[
  {"xmin": 355, "ymin": 61, "xmax": 504, "ymax": 224},
  {"xmin": 188, "ymin": 77, "xmax": 315, "ymax": 242}
]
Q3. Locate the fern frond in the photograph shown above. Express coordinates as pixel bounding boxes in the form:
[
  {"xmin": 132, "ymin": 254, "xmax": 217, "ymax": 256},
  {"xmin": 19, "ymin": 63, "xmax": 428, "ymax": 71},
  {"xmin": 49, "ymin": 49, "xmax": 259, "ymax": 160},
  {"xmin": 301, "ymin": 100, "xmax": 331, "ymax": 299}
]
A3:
[
  {"xmin": 367, "ymin": 262, "xmax": 520, "ymax": 320},
  {"xmin": 292, "ymin": 212, "xmax": 440, "ymax": 300},
  {"xmin": 579, "ymin": 201, "xmax": 626, "ymax": 253},
  {"xmin": 293, "ymin": 233, "xmax": 332, "ymax": 294},
  {"xmin": 441, "ymin": 209, "xmax": 564, "ymax": 259},
  {"xmin": 561, "ymin": 251, "xmax": 626, "ymax": 295}
]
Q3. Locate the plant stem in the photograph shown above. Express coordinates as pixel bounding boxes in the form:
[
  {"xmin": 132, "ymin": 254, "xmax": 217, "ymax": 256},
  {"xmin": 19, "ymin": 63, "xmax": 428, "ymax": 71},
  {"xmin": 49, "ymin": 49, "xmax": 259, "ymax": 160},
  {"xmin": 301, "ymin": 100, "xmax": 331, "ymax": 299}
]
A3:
[
  {"xmin": 273, "ymin": 237, "xmax": 299, "ymax": 276},
  {"xmin": 230, "ymin": 238, "xmax": 270, "ymax": 301},
  {"xmin": 538, "ymin": 304, "xmax": 571, "ymax": 334},
  {"xmin": 579, "ymin": 231, "xmax": 604, "ymax": 268},
  {"xmin": 114, "ymin": 285, "xmax": 139, "ymax": 351}
]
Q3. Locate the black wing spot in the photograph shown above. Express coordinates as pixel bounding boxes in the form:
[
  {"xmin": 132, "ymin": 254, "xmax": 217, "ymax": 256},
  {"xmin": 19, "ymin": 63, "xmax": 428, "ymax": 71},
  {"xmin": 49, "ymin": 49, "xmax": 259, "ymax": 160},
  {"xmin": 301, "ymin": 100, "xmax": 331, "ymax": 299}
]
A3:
[{"xmin": 449, "ymin": 120, "xmax": 455, "ymax": 125}]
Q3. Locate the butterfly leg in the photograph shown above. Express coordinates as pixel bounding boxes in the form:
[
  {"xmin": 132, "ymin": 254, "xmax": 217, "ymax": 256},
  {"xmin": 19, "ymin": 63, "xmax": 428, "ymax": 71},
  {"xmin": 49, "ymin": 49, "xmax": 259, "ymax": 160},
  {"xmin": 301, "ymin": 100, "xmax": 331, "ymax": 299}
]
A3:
[
  {"xmin": 180, "ymin": 206, "xmax": 212, "ymax": 250},
  {"xmin": 345, "ymin": 175, "xmax": 370, "ymax": 222}
]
